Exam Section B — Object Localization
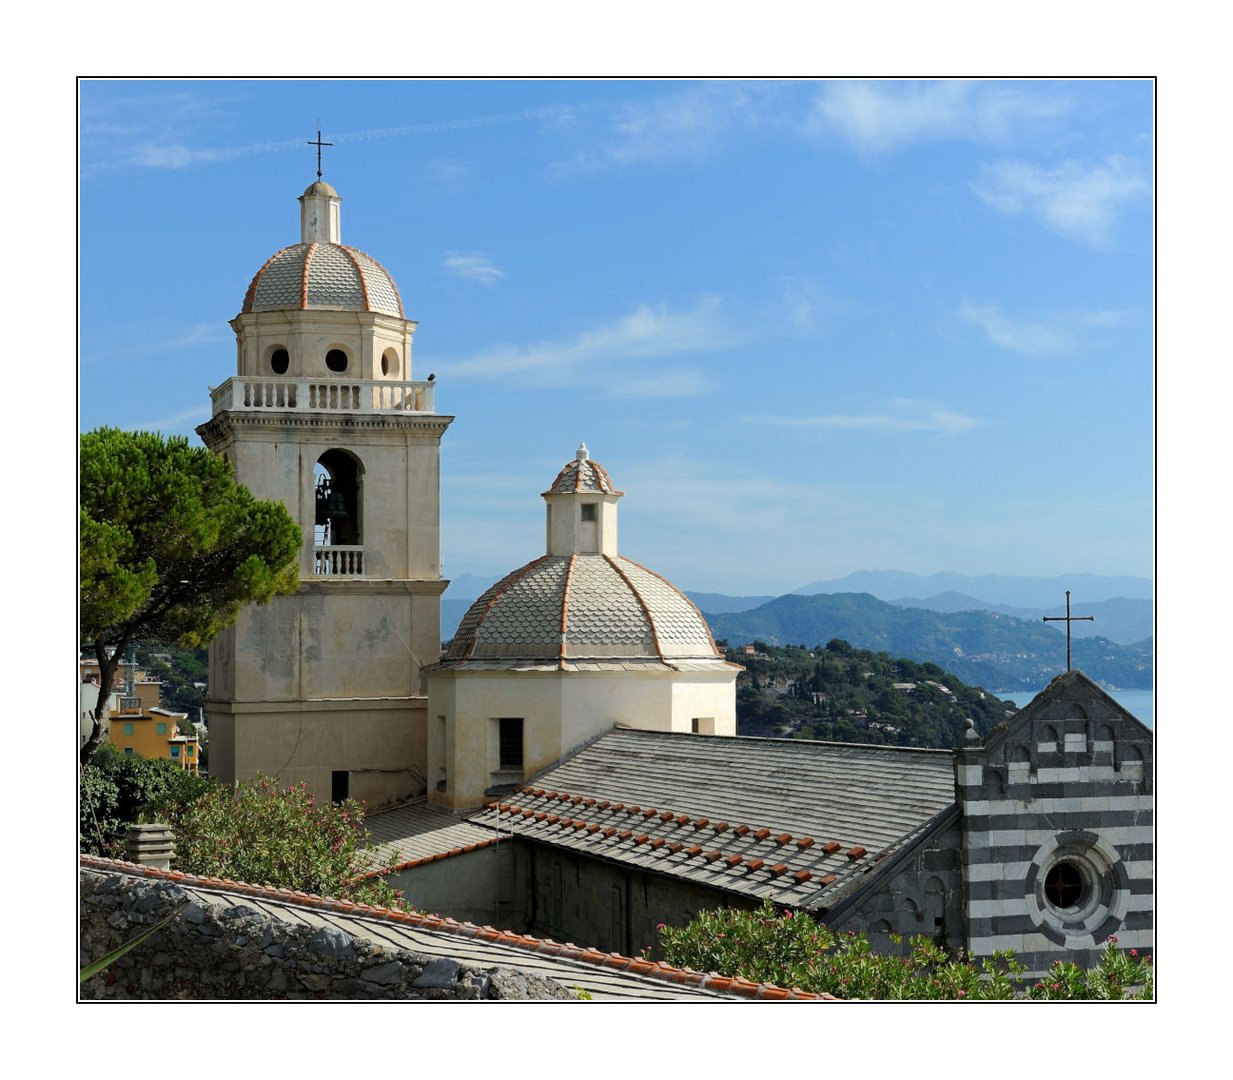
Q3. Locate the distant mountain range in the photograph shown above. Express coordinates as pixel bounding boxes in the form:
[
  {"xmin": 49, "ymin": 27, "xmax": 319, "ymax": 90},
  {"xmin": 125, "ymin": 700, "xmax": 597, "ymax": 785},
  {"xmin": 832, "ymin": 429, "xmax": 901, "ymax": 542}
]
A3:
[
  {"xmin": 792, "ymin": 570, "xmax": 1151, "ymax": 608},
  {"xmin": 703, "ymin": 593, "xmax": 1152, "ymax": 692},
  {"xmin": 440, "ymin": 570, "xmax": 1154, "ymax": 686}
]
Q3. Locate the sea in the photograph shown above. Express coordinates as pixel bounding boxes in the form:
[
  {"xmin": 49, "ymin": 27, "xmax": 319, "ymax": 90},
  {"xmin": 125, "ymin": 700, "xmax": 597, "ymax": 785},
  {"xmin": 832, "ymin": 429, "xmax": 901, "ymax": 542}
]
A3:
[{"xmin": 1000, "ymin": 687, "xmax": 1154, "ymax": 729}]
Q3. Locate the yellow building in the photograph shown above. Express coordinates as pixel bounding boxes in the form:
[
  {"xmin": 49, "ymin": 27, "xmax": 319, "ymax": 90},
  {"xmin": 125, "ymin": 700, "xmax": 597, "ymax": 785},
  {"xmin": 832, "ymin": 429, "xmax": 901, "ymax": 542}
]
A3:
[{"xmin": 109, "ymin": 707, "xmax": 200, "ymax": 774}]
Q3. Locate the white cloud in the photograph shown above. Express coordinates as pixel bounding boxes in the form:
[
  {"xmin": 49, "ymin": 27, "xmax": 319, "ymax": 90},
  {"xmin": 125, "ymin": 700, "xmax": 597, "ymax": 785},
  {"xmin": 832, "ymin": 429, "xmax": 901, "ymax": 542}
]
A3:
[
  {"xmin": 83, "ymin": 103, "xmax": 578, "ymax": 174},
  {"xmin": 958, "ymin": 300, "xmax": 1138, "ymax": 356},
  {"xmin": 743, "ymin": 399, "xmax": 985, "ymax": 437},
  {"xmin": 124, "ymin": 405, "xmax": 212, "ymax": 433},
  {"xmin": 972, "ymin": 156, "xmax": 1148, "ymax": 247},
  {"xmin": 565, "ymin": 84, "xmax": 779, "ymax": 171},
  {"xmin": 444, "ymin": 296, "xmax": 729, "ymax": 397},
  {"xmin": 441, "ymin": 251, "xmax": 505, "ymax": 285},
  {"xmin": 806, "ymin": 81, "xmax": 1069, "ymax": 154}
]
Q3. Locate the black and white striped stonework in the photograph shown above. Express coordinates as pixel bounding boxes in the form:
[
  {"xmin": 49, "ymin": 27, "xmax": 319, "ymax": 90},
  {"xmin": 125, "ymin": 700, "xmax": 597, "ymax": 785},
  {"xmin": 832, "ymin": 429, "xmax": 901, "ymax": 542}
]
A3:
[{"xmin": 956, "ymin": 670, "xmax": 1153, "ymax": 976}]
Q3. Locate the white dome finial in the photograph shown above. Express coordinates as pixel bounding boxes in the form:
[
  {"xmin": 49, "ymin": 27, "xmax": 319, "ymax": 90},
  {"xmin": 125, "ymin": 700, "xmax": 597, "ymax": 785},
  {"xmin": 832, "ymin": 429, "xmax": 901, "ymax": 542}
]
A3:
[{"xmin": 576, "ymin": 442, "xmax": 589, "ymax": 462}]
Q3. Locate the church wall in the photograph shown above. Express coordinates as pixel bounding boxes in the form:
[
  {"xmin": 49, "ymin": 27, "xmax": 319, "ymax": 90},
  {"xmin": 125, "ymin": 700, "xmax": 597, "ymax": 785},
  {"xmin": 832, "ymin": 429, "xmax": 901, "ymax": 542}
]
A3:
[
  {"xmin": 429, "ymin": 667, "xmax": 740, "ymax": 810},
  {"xmin": 227, "ymin": 587, "xmax": 428, "ymax": 701},
  {"xmin": 957, "ymin": 681, "xmax": 1153, "ymax": 975},
  {"xmin": 429, "ymin": 672, "xmax": 566, "ymax": 810},
  {"xmin": 206, "ymin": 697, "xmax": 427, "ymax": 808},
  {"xmin": 390, "ymin": 844, "xmax": 512, "ymax": 929},
  {"xmin": 516, "ymin": 841, "xmax": 756, "ymax": 957},
  {"xmin": 825, "ymin": 818, "xmax": 965, "ymax": 955},
  {"xmin": 668, "ymin": 674, "xmax": 738, "ymax": 736}
]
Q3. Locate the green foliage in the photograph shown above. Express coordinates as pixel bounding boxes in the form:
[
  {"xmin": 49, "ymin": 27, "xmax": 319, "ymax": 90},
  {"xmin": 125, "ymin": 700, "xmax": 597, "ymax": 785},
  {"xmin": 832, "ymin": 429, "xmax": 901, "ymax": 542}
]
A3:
[
  {"xmin": 134, "ymin": 644, "xmax": 209, "ymax": 715},
  {"xmin": 80, "ymin": 428, "xmax": 301, "ymax": 763},
  {"xmin": 733, "ymin": 641, "xmax": 1012, "ymax": 749},
  {"xmin": 1026, "ymin": 938, "xmax": 1153, "ymax": 1000},
  {"xmin": 657, "ymin": 901, "xmax": 1152, "ymax": 1000},
  {"xmin": 80, "ymin": 743, "xmax": 213, "ymax": 856},
  {"xmin": 169, "ymin": 775, "xmax": 409, "ymax": 910}
]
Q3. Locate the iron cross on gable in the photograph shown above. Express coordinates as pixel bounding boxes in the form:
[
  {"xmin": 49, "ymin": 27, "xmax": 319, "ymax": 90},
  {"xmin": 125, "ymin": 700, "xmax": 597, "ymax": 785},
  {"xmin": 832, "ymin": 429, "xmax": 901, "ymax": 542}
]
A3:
[
  {"xmin": 1043, "ymin": 590, "xmax": 1094, "ymax": 672},
  {"xmin": 307, "ymin": 124, "xmax": 333, "ymax": 181}
]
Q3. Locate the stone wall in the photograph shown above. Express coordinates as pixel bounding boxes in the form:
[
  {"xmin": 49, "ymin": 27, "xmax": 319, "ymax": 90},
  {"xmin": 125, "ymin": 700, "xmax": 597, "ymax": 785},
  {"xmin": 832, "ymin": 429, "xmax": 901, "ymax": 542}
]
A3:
[
  {"xmin": 826, "ymin": 817, "xmax": 965, "ymax": 954},
  {"xmin": 79, "ymin": 869, "xmax": 576, "ymax": 1001}
]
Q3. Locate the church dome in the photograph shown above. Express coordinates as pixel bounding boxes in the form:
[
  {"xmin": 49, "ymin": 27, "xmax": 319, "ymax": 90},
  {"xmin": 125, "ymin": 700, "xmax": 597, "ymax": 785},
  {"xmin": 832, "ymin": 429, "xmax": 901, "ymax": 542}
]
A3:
[
  {"xmin": 444, "ymin": 554, "xmax": 719, "ymax": 666},
  {"xmin": 241, "ymin": 242, "xmax": 405, "ymax": 318},
  {"xmin": 443, "ymin": 445, "xmax": 720, "ymax": 668},
  {"xmin": 543, "ymin": 452, "xmax": 622, "ymax": 496}
]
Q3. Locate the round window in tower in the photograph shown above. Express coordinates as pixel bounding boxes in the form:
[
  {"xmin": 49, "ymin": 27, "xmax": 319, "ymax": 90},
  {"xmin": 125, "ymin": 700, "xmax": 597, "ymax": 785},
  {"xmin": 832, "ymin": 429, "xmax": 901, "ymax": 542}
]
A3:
[
  {"xmin": 271, "ymin": 347, "xmax": 289, "ymax": 375},
  {"xmin": 326, "ymin": 348, "xmax": 349, "ymax": 373}
]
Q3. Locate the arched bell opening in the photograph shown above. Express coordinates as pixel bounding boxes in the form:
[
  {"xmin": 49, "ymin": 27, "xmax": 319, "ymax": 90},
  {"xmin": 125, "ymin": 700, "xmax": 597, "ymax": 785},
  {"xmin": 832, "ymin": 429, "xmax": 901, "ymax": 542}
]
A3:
[{"xmin": 314, "ymin": 449, "xmax": 363, "ymax": 549}]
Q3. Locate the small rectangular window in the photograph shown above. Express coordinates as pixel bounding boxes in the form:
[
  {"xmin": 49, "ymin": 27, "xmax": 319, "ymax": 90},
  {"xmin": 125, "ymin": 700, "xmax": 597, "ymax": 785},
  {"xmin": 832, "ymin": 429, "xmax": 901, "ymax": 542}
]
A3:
[
  {"xmin": 186, "ymin": 745, "xmax": 194, "ymax": 756},
  {"xmin": 580, "ymin": 503, "xmax": 597, "ymax": 522},
  {"xmin": 170, "ymin": 746, "xmax": 180, "ymax": 758},
  {"xmin": 156, "ymin": 722, "xmax": 167, "ymax": 735},
  {"xmin": 123, "ymin": 747, "xmax": 135, "ymax": 756},
  {"xmin": 123, "ymin": 722, "xmax": 134, "ymax": 736},
  {"xmin": 499, "ymin": 718, "xmax": 523, "ymax": 771}
]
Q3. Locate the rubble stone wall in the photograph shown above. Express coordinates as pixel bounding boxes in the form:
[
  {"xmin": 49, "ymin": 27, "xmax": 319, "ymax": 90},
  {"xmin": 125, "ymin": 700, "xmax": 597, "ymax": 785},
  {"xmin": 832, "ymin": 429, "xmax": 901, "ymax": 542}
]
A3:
[{"xmin": 79, "ymin": 869, "xmax": 577, "ymax": 1001}]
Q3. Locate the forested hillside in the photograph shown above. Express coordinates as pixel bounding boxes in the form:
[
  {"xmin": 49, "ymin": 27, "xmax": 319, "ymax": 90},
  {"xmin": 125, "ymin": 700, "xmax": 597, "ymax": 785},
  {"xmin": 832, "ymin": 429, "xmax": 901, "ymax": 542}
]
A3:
[
  {"xmin": 707, "ymin": 593, "xmax": 1151, "ymax": 691},
  {"xmin": 729, "ymin": 639, "xmax": 1017, "ymax": 748}
]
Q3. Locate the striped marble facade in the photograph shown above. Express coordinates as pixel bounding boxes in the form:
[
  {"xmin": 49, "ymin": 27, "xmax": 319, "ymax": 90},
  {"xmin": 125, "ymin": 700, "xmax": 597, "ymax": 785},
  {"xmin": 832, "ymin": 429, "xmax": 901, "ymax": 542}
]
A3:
[{"xmin": 957, "ymin": 670, "xmax": 1153, "ymax": 975}]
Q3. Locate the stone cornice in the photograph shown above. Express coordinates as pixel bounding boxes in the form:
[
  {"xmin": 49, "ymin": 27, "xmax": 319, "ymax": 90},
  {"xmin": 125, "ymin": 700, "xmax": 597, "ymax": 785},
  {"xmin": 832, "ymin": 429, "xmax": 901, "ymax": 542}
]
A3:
[{"xmin": 198, "ymin": 411, "xmax": 453, "ymax": 441}]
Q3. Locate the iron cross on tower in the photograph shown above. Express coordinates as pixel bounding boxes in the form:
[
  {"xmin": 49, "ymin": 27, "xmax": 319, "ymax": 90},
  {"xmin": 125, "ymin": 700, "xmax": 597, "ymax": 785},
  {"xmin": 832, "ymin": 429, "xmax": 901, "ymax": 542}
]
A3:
[
  {"xmin": 1042, "ymin": 590, "xmax": 1094, "ymax": 672},
  {"xmin": 307, "ymin": 124, "xmax": 333, "ymax": 180}
]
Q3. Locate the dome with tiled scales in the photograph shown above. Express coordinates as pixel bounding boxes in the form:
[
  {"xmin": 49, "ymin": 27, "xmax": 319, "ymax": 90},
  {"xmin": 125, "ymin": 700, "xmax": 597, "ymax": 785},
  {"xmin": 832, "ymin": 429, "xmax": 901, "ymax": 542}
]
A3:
[
  {"xmin": 241, "ymin": 182, "xmax": 404, "ymax": 317},
  {"xmin": 427, "ymin": 445, "xmax": 739, "ymax": 811},
  {"xmin": 442, "ymin": 444, "xmax": 721, "ymax": 667}
]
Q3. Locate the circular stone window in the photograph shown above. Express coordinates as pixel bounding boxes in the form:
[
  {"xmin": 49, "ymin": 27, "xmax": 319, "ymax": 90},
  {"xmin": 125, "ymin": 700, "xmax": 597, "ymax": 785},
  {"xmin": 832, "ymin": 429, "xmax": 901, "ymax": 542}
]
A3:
[
  {"xmin": 1044, "ymin": 860, "xmax": 1087, "ymax": 912},
  {"xmin": 270, "ymin": 347, "xmax": 289, "ymax": 375},
  {"xmin": 326, "ymin": 349, "xmax": 349, "ymax": 373},
  {"xmin": 1026, "ymin": 833, "xmax": 1128, "ymax": 947}
]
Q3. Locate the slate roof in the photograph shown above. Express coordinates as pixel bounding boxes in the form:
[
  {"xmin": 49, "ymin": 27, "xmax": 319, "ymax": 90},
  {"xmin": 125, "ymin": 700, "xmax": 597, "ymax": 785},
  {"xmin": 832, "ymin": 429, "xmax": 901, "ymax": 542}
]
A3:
[
  {"xmin": 81, "ymin": 858, "xmax": 827, "ymax": 1000},
  {"xmin": 472, "ymin": 728, "xmax": 958, "ymax": 912},
  {"xmin": 439, "ymin": 554, "xmax": 722, "ymax": 667},
  {"xmin": 544, "ymin": 450, "xmax": 622, "ymax": 495},
  {"xmin": 362, "ymin": 801, "xmax": 502, "ymax": 873},
  {"xmin": 242, "ymin": 241, "xmax": 404, "ymax": 317}
]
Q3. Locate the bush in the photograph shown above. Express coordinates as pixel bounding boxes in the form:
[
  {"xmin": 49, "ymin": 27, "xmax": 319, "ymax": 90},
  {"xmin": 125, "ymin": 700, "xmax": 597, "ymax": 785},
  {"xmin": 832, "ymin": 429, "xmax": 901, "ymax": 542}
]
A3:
[
  {"xmin": 80, "ymin": 744, "xmax": 213, "ymax": 856},
  {"xmin": 169, "ymin": 774, "xmax": 408, "ymax": 910},
  {"xmin": 657, "ymin": 900, "xmax": 1152, "ymax": 1000}
]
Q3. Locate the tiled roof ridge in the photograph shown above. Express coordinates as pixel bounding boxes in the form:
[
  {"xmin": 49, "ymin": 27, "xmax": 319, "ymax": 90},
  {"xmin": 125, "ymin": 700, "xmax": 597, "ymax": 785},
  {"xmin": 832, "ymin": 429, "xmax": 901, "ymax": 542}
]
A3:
[
  {"xmin": 342, "ymin": 243, "xmax": 406, "ymax": 319},
  {"xmin": 618, "ymin": 556, "xmax": 720, "ymax": 656},
  {"xmin": 459, "ymin": 555, "xmax": 555, "ymax": 663},
  {"xmin": 603, "ymin": 555, "xmax": 666, "ymax": 664},
  {"xmin": 357, "ymin": 833, "xmax": 508, "ymax": 878},
  {"xmin": 78, "ymin": 855, "xmax": 830, "ymax": 1001},
  {"xmin": 489, "ymin": 786, "xmax": 865, "ymax": 885},
  {"xmin": 242, "ymin": 244, "xmax": 295, "ymax": 313},
  {"xmin": 559, "ymin": 553, "xmax": 577, "ymax": 669},
  {"xmin": 300, "ymin": 241, "xmax": 318, "ymax": 309},
  {"xmin": 542, "ymin": 457, "xmax": 624, "ymax": 497},
  {"xmin": 607, "ymin": 725, "xmax": 957, "ymax": 757},
  {"xmin": 337, "ymin": 244, "xmax": 373, "ymax": 313}
]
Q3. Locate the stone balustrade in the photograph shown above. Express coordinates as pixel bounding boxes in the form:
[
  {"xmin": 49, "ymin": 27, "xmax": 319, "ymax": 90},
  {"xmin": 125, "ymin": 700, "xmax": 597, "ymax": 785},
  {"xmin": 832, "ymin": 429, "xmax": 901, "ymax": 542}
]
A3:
[
  {"xmin": 314, "ymin": 546, "xmax": 364, "ymax": 577},
  {"xmin": 209, "ymin": 377, "xmax": 435, "ymax": 416}
]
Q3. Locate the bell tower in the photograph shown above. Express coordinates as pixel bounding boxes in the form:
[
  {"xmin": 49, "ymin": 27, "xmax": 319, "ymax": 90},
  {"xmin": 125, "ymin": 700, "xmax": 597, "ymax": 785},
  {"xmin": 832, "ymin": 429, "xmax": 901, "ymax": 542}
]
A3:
[{"xmin": 197, "ymin": 177, "xmax": 452, "ymax": 808}]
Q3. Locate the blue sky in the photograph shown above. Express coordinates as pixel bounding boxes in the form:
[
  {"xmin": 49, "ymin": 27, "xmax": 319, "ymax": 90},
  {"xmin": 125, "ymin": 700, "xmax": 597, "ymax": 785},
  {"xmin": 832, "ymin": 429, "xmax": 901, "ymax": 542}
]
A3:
[{"xmin": 79, "ymin": 79, "xmax": 1153, "ymax": 596}]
